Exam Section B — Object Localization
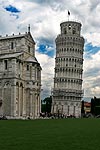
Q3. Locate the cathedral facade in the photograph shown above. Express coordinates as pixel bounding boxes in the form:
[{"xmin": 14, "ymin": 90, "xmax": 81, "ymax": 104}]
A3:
[
  {"xmin": 52, "ymin": 21, "xmax": 84, "ymax": 117},
  {"xmin": 0, "ymin": 27, "xmax": 41, "ymax": 119}
]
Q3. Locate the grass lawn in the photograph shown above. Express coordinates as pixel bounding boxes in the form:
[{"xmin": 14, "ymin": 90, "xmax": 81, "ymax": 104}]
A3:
[{"xmin": 0, "ymin": 118, "xmax": 100, "ymax": 150}]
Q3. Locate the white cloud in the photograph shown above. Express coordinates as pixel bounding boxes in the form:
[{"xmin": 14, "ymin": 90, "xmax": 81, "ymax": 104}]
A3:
[
  {"xmin": 84, "ymin": 50, "xmax": 100, "ymax": 72},
  {"xmin": 0, "ymin": 6, "xmax": 18, "ymax": 35},
  {"xmin": 85, "ymin": 33, "xmax": 100, "ymax": 47},
  {"xmin": 83, "ymin": 50, "xmax": 100, "ymax": 98},
  {"xmin": 35, "ymin": 51, "xmax": 55, "ymax": 99}
]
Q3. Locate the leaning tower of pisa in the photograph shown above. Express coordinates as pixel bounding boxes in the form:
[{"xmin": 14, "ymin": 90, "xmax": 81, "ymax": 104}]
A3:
[{"xmin": 52, "ymin": 21, "xmax": 84, "ymax": 117}]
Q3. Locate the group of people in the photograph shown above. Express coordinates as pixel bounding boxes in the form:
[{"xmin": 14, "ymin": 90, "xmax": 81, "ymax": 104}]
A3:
[{"xmin": 39, "ymin": 112, "xmax": 76, "ymax": 119}]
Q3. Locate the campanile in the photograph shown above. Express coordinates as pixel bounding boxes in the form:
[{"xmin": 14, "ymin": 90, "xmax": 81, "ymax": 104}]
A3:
[{"xmin": 52, "ymin": 20, "xmax": 84, "ymax": 117}]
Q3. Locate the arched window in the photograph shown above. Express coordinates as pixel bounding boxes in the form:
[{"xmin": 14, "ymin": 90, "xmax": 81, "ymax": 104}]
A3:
[
  {"xmin": 73, "ymin": 28, "xmax": 76, "ymax": 34},
  {"xmin": 64, "ymin": 28, "xmax": 67, "ymax": 34},
  {"xmin": 68, "ymin": 24, "xmax": 71, "ymax": 30},
  {"xmin": 27, "ymin": 65, "xmax": 29, "ymax": 71},
  {"xmin": 16, "ymin": 82, "xmax": 19, "ymax": 86},
  {"xmin": 11, "ymin": 42, "xmax": 14, "ymax": 49},
  {"xmin": 20, "ymin": 82, "xmax": 23, "ymax": 87},
  {"xmin": 4, "ymin": 60, "xmax": 7, "ymax": 70},
  {"xmin": 28, "ymin": 46, "xmax": 30, "ymax": 53}
]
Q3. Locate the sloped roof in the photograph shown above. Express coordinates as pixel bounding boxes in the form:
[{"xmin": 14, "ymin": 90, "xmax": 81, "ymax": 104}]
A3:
[
  {"xmin": 0, "ymin": 34, "xmax": 25, "ymax": 40},
  {"xmin": 0, "ymin": 32, "xmax": 35, "ymax": 44},
  {"xmin": 25, "ymin": 56, "xmax": 39, "ymax": 63},
  {"xmin": 0, "ymin": 52, "xmax": 23, "ymax": 59}
]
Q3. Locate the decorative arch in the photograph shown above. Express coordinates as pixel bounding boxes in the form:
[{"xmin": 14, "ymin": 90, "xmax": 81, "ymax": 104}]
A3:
[
  {"xmin": 0, "ymin": 98, "xmax": 2, "ymax": 107},
  {"xmin": 16, "ymin": 82, "xmax": 19, "ymax": 86},
  {"xmin": 4, "ymin": 81, "xmax": 11, "ymax": 88},
  {"xmin": 20, "ymin": 82, "xmax": 23, "ymax": 87}
]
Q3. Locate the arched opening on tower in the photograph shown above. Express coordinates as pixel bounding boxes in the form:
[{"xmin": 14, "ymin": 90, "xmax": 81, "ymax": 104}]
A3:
[{"xmin": 0, "ymin": 99, "xmax": 2, "ymax": 107}]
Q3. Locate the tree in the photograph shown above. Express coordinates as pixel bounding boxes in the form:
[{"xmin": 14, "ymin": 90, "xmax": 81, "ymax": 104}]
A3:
[
  {"xmin": 91, "ymin": 97, "xmax": 100, "ymax": 116},
  {"xmin": 91, "ymin": 98, "xmax": 95, "ymax": 115},
  {"xmin": 81, "ymin": 100, "xmax": 85, "ymax": 114},
  {"xmin": 41, "ymin": 96, "xmax": 52, "ymax": 113}
]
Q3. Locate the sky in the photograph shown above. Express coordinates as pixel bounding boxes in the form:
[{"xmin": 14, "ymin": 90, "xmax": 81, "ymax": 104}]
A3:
[{"xmin": 0, "ymin": 0, "xmax": 100, "ymax": 101}]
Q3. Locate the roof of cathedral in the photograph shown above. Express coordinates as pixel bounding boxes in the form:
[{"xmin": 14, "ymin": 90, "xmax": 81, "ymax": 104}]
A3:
[
  {"xmin": 0, "ymin": 52, "xmax": 23, "ymax": 59},
  {"xmin": 0, "ymin": 32, "xmax": 35, "ymax": 44},
  {"xmin": 26, "ymin": 56, "xmax": 39, "ymax": 64},
  {"xmin": 0, "ymin": 33, "xmax": 26, "ymax": 40}
]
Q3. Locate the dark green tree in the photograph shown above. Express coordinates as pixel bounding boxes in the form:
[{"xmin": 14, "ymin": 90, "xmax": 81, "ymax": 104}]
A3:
[
  {"xmin": 91, "ymin": 97, "xmax": 100, "ymax": 116},
  {"xmin": 41, "ymin": 96, "xmax": 52, "ymax": 113},
  {"xmin": 81, "ymin": 100, "xmax": 85, "ymax": 114},
  {"xmin": 41, "ymin": 101, "xmax": 46, "ymax": 113},
  {"xmin": 91, "ymin": 98, "xmax": 95, "ymax": 115}
]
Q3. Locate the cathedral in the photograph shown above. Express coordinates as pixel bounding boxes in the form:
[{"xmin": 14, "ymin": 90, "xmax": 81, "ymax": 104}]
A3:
[
  {"xmin": 52, "ymin": 20, "xmax": 84, "ymax": 117},
  {"xmin": 0, "ymin": 26, "xmax": 42, "ymax": 119}
]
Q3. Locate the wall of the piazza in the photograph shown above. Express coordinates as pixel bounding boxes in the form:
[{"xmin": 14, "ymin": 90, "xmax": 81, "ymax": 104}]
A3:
[
  {"xmin": 0, "ymin": 57, "xmax": 41, "ymax": 82},
  {"xmin": 15, "ymin": 80, "xmax": 41, "ymax": 119},
  {"xmin": 0, "ymin": 33, "xmax": 41, "ymax": 119},
  {"xmin": 0, "ymin": 34, "xmax": 35, "ymax": 56},
  {"xmin": 0, "ymin": 37, "xmax": 24, "ymax": 54},
  {"xmin": 0, "ymin": 79, "xmax": 15, "ymax": 117},
  {"xmin": 24, "ymin": 35, "xmax": 35, "ymax": 56},
  {"xmin": 0, "ymin": 78, "xmax": 41, "ymax": 119},
  {"xmin": 25, "ymin": 63, "xmax": 41, "ymax": 82}
]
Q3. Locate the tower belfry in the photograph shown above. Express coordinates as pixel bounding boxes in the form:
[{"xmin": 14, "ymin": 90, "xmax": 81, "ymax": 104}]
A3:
[{"xmin": 52, "ymin": 20, "xmax": 84, "ymax": 117}]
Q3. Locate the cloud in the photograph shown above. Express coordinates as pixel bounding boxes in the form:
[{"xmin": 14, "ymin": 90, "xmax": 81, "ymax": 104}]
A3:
[
  {"xmin": 83, "ymin": 50, "xmax": 100, "ymax": 98},
  {"xmin": 85, "ymin": 33, "xmax": 100, "ymax": 47},
  {"xmin": 35, "ymin": 51, "xmax": 55, "ymax": 99},
  {"xmin": 0, "ymin": 5, "xmax": 19, "ymax": 35}
]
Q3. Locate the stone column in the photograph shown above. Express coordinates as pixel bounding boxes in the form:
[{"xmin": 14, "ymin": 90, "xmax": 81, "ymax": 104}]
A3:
[
  {"xmin": 22, "ymin": 86, "xmax": 26, "ymax": 117},
  {"xmin": 18, "ymin": 85, "xmax": 21, "ymax": 117},
  {"xmin": 11, "ymin": 81, "xmax": 16, "ymax": 117},
  {"xmin": 35, "ymin": 94, "xmax": 37, "ymax": 118},
  {"xmin": 33, "ymin": 93, "xmax": 36, "ymax": 119},
  {"xmin": 37, "ymin": 93, "xmax": 40, "ymax": 117},
  {"xmin": 37, "ymin": 95, "xmax": 38, "ymax": 117},
  {"xmin": 39, "ymin": 93, "xmax": 41, "ymax": 116},
  {"xmin": 30, "ymin": 90, "xmax": 33, "ymax": 117}
]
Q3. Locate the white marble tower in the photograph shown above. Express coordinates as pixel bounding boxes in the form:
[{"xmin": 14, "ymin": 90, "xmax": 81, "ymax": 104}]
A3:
[{"xmin": 52, "ymin": 21, "xmax": 84, "ymax": 117}]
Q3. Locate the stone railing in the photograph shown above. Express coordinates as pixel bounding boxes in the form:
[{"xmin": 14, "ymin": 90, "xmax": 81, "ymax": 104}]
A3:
[{"xmin": 52, "ymin": 88, "xmax": 84, "ymax": 97}]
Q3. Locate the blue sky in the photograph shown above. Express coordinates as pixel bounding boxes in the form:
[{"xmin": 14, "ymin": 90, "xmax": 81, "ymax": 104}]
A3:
[
  {"xmin": 0, "ymin": 0, "xmax": 100, "ymax": 100},
  {"xmin": 5, "ymin": 5, "xmax": 20, "ymax": 13},
  {"xmin": 4, "ymin": 4, "xmax": 20, "ymax": 19}
]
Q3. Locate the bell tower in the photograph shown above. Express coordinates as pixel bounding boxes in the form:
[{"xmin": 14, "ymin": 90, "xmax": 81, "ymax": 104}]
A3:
[{"xmin": 52, "ymin": 21, "xmax": 84, "ymax": 117}]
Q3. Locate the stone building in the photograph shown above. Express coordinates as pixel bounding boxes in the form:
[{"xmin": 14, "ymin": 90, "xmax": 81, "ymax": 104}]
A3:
[
  {"xmin": 0, "ymin": 26, "xmax": 42, "ymax": 119},
  {"xmin": 52, "ymin": 21, "xmax": 84, "ymax": 117}
]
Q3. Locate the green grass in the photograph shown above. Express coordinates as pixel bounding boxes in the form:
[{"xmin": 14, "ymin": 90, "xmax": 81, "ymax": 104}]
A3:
[{"xmin": 0, "ymin": 119, "xmax": 100, "ymax": 150}]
